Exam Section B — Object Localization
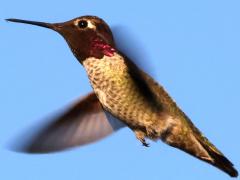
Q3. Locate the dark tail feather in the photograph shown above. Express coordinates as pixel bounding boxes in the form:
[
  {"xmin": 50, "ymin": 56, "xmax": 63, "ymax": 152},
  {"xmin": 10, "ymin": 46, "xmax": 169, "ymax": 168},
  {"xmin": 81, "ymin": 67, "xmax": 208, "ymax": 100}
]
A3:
[{"xmin": 197, "ymin": 139, "xmax": 238, "ymax": 177}]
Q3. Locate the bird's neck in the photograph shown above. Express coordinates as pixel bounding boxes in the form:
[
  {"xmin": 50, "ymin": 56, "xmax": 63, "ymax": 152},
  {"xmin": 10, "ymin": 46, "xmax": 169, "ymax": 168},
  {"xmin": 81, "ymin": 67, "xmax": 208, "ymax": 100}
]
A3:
[
  {"xmin": 70, "ymin": 36, "xmax": 116, "ymax": 64},
  {"xmin": 90, "ymin": 37, "xmax": 116, "ymax": 58}
]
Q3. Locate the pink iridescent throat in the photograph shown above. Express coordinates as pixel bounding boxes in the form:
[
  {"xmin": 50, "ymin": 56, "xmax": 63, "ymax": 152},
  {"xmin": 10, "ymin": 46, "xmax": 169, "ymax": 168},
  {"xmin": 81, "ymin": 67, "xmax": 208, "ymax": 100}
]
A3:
[{"xmin": 91, "ymin": 38, "xmax": 116, "ymax": 57}]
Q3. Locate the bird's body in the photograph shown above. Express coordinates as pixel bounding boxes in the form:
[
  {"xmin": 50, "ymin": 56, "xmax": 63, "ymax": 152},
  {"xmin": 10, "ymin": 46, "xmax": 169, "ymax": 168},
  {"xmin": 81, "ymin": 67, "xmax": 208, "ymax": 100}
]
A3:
[
  {"xmin": 6, "ymin": 16, "xmax": 238, "ymax": 177},
  {"xmin": 83, "ymin": 51, "xmax": 229, "ymax": 166}
]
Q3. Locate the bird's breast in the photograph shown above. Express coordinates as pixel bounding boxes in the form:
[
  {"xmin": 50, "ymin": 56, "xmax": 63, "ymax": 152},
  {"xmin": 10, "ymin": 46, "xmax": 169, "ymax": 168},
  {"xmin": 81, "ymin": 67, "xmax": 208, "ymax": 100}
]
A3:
[{"xmin": 83, "ymin": 53, "xmax": 159, "ymax": 130}]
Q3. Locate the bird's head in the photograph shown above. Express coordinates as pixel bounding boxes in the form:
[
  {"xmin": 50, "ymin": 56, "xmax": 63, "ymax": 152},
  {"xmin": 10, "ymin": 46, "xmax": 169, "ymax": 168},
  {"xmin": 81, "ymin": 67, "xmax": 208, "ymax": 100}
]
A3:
[{"xmin": 6, "ymin": 16, "xmax": 116, "ymax": 63}]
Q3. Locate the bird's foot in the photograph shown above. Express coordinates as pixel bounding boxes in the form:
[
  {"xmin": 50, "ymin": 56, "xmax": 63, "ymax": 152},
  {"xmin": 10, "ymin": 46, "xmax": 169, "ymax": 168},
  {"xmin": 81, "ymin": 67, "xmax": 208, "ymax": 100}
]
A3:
[
  {"xmin": 142, "ymin": 140, "xmax": 150, "ymax": 147},
  {"xmin": 135, "ymin": 130, "xmax": 150, "ymax": 147}
]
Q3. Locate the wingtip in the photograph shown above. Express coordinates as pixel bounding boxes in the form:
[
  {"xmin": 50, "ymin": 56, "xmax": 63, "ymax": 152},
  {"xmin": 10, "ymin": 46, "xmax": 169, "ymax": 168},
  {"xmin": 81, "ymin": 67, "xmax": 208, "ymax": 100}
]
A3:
[
  {"xmin": 209, "ymin": 151, "xmax": 238, "ymax": 178},
  {"xmin": 228, "ymin": 167, "xmax": 238, "ymax": 178}
]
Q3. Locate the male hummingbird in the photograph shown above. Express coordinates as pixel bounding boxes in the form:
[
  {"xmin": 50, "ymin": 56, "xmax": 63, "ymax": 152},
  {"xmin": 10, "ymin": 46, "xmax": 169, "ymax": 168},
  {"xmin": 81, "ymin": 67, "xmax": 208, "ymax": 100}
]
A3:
[{"xmin": 6, "ymin": 16, "xmax": 238, "ymax": 177}]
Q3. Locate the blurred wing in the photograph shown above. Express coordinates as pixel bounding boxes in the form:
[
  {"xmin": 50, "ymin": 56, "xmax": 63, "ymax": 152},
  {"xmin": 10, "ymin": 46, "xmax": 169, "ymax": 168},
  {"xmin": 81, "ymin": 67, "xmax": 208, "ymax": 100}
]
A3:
[
  {"xmin": 112, "ymin": 25, "xmax": 155, "ymax": 77},
  {"xmin": 17, "ymin": 92, "xmax": 125, "ymax": 153}
]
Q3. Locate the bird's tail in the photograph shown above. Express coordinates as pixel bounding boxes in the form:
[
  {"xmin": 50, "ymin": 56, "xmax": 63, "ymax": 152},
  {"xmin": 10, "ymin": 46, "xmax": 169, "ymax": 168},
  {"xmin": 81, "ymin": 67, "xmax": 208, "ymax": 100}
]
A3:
[
  {"xmin": 194, "ymin": 133, "xmax": 238, "ymax": 177},
  {"xmin": 163, "ymin": 121, "xmax": 238, "ymax": 177}
]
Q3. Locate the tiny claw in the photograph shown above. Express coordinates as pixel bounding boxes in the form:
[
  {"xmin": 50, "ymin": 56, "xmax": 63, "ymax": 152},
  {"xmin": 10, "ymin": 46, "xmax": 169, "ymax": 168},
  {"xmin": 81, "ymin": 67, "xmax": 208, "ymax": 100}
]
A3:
[
  {"xmin": 142, "ymin": 141, "xmax": 150, "ymax": 147},
  {"xmin": 141, "ymin": 138, "xmax": 150, "ymax": 147},
  {"xmin": 135, "ymin": 130, "xmax": 149, "ymax": 147}
]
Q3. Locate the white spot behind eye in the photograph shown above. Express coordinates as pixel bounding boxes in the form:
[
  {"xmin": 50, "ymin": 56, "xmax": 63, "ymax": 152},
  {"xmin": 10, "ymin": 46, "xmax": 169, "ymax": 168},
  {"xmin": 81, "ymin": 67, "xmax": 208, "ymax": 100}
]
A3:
[
  {"xmin": 87, "ymin": 21, "xmax": 96, "ymax": 29},
  {"xmin": 74, "ymin": 19, "xmax": 96, "ymax": 29}
]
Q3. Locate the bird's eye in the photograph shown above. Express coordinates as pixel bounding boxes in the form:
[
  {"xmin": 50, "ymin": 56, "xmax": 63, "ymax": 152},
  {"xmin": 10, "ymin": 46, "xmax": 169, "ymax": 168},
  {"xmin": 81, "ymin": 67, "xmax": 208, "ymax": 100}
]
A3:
[{"xmin": 78, "ymin": 20, "xmax": 88, "ymax": 29}]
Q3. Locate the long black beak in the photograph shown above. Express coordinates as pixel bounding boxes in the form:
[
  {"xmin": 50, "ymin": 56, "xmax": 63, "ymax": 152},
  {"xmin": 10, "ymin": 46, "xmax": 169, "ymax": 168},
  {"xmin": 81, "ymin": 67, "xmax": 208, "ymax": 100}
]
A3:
[{"xmin": 6, "ymin": 18, "xmax": 57, "ymax": 30}]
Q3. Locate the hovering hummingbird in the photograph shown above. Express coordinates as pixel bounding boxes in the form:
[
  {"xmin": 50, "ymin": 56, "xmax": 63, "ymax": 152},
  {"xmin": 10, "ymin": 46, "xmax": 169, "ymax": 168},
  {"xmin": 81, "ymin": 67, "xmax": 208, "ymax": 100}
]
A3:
[{"xmin": 6, "ymin": 16, "xmax": 238, "ymax": 177}]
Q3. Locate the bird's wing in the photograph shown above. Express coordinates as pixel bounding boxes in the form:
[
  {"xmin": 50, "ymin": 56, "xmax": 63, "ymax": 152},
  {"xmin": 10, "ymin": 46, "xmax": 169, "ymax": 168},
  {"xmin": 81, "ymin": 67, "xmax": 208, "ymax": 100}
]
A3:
[
  {"xmin": 16, "ymin": 92, "xmax": 125, "ymax": 153},
  {"xmin": 124, "ymin": 56, "xmax": 238, "ymax": 177}
]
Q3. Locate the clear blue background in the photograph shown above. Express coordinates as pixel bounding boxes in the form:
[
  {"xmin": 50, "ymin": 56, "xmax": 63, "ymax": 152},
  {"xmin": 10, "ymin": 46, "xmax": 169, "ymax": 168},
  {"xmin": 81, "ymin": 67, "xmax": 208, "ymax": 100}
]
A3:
[{"xmin": 1, "ymin": 0, "xmax": 239, "ymax": 179}]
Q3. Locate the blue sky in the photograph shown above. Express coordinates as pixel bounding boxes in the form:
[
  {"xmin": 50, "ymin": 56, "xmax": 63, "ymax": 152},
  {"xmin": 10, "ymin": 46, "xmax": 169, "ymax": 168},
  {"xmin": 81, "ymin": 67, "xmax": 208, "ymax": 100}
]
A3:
[{"xmin": 1, "ymin": 0, "xmax": 240, "ymax": 179}]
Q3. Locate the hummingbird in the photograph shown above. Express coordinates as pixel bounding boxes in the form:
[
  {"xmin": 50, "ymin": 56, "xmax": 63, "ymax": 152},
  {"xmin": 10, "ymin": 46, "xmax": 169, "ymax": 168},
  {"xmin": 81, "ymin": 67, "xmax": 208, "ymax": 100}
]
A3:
[{"xmin": 6, "ymin": 16, "xmax": 238, "ymax": 177}]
